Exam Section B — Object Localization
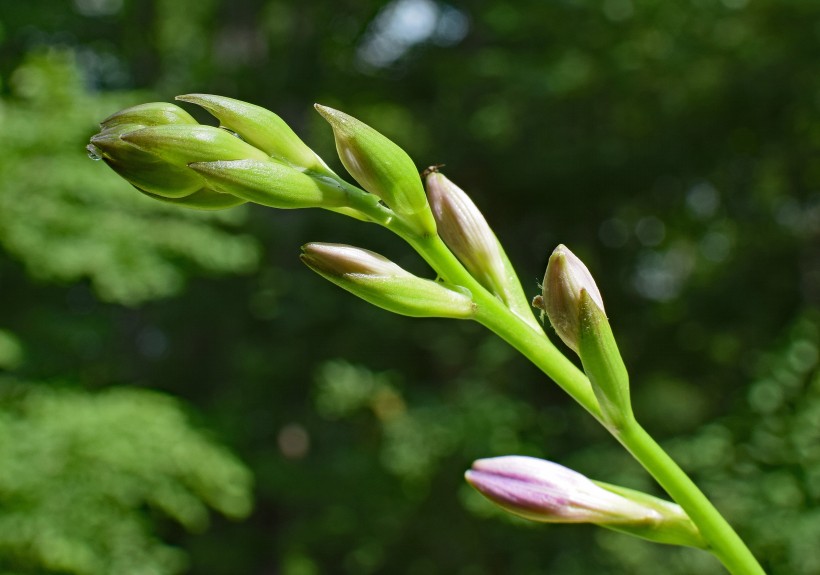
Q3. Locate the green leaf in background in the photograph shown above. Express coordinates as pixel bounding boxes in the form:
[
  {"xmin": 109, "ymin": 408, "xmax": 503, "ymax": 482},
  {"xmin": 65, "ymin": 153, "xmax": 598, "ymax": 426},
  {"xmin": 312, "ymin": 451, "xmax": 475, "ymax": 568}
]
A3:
[{"xmin": 0, "ymin": 380, "xmax": 253, "ymax": 575}]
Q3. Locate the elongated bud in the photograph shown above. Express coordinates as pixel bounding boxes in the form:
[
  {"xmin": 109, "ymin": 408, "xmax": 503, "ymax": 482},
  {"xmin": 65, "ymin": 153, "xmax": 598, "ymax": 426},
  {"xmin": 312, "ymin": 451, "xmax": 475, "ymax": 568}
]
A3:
[
  {"xmin": 300, "ymin": 243, "xmax": 475, "ymax": 318},
  {"xmin": 466, "ymin": 456, "xmax": 654, "ymax": 524},
  {"xmin": 540, "ymin": 245, "xmax": 605, "ymax": 353},
  {"xmin": 176, "ymin": 94, "xmax": 334, "ymax": 175},
  {"xmin": 465, "ymin": 456, "xmax": 704, "ymax": 548},
  {"xmin": 578, "ymin": 289, "xmax": 633, "ymax": 428},
  {"xmin": 314, "ymin": 104, "xmax": 437, "ymax": 236},
  {"xmin": 121, "ymin": 125, "xmax": 270, "ymax": 166},
  {"xmin": 425, "ymin": 169, "xmax": 539, "ymax": 329},
  {"xmin": 189, "ymin": 159, "xmax": 350, "ymax": 209}
]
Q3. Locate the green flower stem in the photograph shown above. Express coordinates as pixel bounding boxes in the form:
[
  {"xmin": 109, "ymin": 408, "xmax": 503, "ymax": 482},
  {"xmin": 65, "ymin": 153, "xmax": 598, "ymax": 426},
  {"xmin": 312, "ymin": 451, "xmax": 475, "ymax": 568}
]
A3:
[
  {"xmin": 406, "ymin": 231, "xmax": 604, "ymax": 422},
  {"xmin": 353, "ymin": 196, "xmax": 763, "ymax": 574},
  {"xmin": 616, "ymin": 420, "xmax": 766, "ymax": 575}
]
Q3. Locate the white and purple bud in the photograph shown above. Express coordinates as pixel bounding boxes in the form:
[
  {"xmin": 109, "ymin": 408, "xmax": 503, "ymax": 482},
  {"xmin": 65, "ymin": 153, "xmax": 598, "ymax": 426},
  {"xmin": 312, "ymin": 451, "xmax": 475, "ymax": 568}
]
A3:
[
  {"xmin": 539, "ymin": 244, "xmax": 605, "ymax": 353},
  {"xmin": 425, "ymin": 169, "xmax": 538, "ymax": 329},
  {"xmin": 466, "ymin": 456, "xmax": 656, "ymax": 524},
  {"xmin": 537, "ymin": 245, "xmax": 632, "ymax": 428},
  {"xmin": 465, "ymin": 456, "xmax": 705, "ymax": 548}
]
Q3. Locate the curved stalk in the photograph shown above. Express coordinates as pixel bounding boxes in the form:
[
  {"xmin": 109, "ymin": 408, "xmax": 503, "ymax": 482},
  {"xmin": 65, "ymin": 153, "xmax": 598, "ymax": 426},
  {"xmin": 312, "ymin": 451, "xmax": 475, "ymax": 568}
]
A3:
[
  {"xmin": 398, "ymin": 227, "xmax": 764, "ymax": 575},
  {"xmin": 347, "ymin": 193, "xmax": 765, "ymax": 574}
]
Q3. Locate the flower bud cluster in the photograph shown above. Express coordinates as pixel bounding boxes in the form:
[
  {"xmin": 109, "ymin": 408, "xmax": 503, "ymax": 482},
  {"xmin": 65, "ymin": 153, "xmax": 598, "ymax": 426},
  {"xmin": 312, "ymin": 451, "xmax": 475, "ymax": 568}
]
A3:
[{"xmin": 87, "ymin": 97, "xmax": 357, "ymax": 212}]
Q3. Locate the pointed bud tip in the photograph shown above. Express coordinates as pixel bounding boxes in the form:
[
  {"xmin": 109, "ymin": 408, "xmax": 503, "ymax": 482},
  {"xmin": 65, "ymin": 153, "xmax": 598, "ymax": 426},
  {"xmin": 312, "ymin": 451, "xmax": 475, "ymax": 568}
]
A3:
[{"xmin": 314, "ymin": 104, "xmax": 352, "ymax": 131}]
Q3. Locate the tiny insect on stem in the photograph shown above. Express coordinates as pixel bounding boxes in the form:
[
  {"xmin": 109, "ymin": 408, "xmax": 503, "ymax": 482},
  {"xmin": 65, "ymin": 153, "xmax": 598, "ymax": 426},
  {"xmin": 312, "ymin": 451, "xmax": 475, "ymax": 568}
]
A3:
[{"xmin": 421, "ymin": 164, "xmax": 446, "ymax": 179}]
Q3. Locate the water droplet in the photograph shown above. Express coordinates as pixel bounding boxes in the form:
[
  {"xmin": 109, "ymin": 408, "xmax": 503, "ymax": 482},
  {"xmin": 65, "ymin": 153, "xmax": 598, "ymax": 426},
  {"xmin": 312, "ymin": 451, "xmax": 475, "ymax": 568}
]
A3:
[
  {"xmin": 86, "ymin": 144, "xmax": 103, "ymax": 161},
  {"xmin": 219, "ymin": 126, "xmax": 244, "ymax": 140}
]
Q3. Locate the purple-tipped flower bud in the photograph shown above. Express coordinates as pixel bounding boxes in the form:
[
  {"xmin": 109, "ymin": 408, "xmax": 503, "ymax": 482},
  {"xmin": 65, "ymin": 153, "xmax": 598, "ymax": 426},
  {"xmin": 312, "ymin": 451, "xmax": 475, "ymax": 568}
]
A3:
[
  {"xmin": 540, "ymin": 245, "xmax": 605, "ymax": 353},
  {"xmin": 300, "ymin": 243, "xmax": 475, "ymax": 319},
  {"xmin": 425, "ymin": 169, "xmax": 539, "ymax": 329},
  {"xmin": 314, "ymin": 104, "xmax": 437, "ymax": 236},
  {"xmin": 466, "ymin": 456, "xmax": 655, "ymax": 524},
  {"xmin": 466, "ymin": 456, "xmax": 705, "ymax": 548}
]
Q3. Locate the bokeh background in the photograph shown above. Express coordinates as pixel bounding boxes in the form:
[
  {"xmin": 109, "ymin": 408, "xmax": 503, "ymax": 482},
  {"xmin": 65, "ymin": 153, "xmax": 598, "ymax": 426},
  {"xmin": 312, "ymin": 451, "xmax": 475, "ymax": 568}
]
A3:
[{"xmin": 2, "ymin": 0, "xmax": 820, "ymax": 573}]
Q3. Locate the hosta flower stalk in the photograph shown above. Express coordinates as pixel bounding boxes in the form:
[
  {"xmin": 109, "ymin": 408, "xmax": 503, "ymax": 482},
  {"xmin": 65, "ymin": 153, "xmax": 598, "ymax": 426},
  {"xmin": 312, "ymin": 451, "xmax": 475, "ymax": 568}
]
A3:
[{"xmin": 88, "ymin": 96, "xmax": 767, "ymax": 575}]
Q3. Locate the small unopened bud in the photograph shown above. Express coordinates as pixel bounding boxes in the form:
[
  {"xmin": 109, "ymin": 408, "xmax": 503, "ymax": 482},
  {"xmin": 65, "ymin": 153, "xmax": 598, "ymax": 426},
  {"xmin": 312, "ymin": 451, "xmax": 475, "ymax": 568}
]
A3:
[
  {"xmin": 99, "ymin": 102, "xmax": 199, "ymax": 130},
  {"xmin": 466, "ymin": 456, "xmax": 705, "ymax": 548},
  {"xmin": 300, "ymin": 243, "xmax": 475, "ymax": 319},
  {"xmin": 540, "ymin": 245, "xmax": 605, "ymax": 353},
  {"xmin": 314, "ymin": 104, "xmax": 437, "ymax": 236},
  {"xmin": 89, "ymin": 123, "xmax": 204, "ymax": 199},
  {"xmin": 176, "ymin": 94, "xmax": 334, "ymax": 175},
  {"xmin": 425, "ymin": 170, "xmax": 538, "ymax": 328},
  {"xmin": 189, "ymin": 159, "xmax": 350, "ymax": 209}
]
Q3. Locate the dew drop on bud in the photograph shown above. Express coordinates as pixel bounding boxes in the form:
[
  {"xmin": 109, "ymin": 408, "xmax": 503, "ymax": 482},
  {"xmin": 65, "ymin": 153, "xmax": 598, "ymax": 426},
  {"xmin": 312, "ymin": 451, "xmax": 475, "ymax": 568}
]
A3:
[
  {"xmin": 218, "ymin": 126, "xmax": 245, "ymax": 141},
  {"xmin": 86, "ymin": 144, "xmax": 103, "ymax": 161}
]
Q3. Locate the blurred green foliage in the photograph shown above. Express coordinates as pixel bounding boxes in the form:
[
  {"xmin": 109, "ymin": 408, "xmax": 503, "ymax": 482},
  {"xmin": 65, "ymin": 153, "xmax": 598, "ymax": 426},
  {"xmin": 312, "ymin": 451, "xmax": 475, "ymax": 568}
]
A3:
[
  {"xmin": 0, "ymin": 51, "xmax": 259, "ymax": 306},
  {"xmin": 1, "ymin": 0, "xmax": 820, "ymax": 573},
  {"xmin": 0, "ymin": 380, "xmax": 252, "ymax": 575}
]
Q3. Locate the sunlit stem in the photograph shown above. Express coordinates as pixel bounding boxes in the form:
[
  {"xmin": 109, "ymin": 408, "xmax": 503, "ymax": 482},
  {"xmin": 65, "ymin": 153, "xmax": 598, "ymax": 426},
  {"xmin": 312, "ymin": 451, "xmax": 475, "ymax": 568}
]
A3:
[
  {"xmin": 615, "ymin": 421, "xmax": 766, "ymax": 575},
  {"xmin": 348, "ymin": 186, "xmax": 764, "ymax": 575}
]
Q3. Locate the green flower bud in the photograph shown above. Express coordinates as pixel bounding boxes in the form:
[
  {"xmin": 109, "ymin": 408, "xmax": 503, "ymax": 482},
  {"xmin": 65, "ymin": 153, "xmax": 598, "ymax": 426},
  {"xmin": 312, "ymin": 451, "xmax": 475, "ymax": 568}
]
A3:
[
  {"xmin": 120, "ymin": 125, "xmax": 270, "ymax": 167},
  {"xmin": 89, "ymin": 124, "xmax": 204, "ymax": 199},
  {"xmin": 578, "ymin": 289, "xmax": 633, "ymax": 429},
  {"xmin": 300, "ymin": 243, "xmax": 475, "ymax": 319},
  {"xmin": 189, "ymin": 159, "xmax": 350, "ymax": 209},
  {"xmin": 176, "ymin": 94, "xmax": 334, "ymax": 175},
  {"xmin": 100, "ymin": 102, "xmax": 199, "ymax": 130},
  {"xmin": 540, "ymin": 244, "xmax": 605, "ymax": 353},
  {"xmin": 425, "ymin": 169, "xmax": 539, "ymax": 329},
  {"xmin": 314, "ymin": 104, "xmax": 437, "ymax": 236}
]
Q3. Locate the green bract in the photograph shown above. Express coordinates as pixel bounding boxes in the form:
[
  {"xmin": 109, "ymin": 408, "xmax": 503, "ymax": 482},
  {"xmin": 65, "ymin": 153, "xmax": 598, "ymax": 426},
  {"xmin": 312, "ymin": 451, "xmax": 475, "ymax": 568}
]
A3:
[{"xmin": 577, "ymin": 289, "xmax": 633, "ymax": 429}]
